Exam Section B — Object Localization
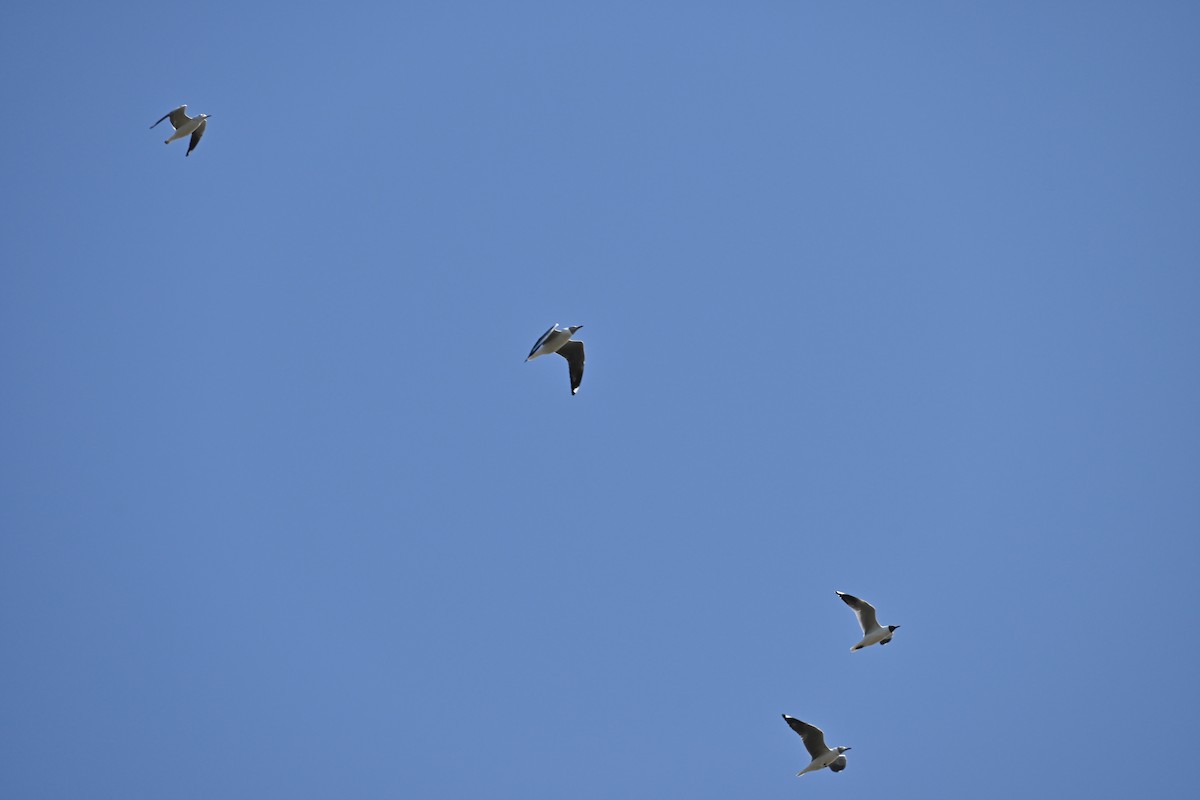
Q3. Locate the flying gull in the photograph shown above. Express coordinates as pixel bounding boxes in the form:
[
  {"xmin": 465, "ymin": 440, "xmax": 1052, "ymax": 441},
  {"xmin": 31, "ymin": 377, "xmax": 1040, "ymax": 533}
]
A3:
[
  {"xmin": 782, "ymin": 715, "xmax": 851, "ymax": 777},
  {"xmin": 525, "ymin": 324, "xmax": 584, "ymax": 395},
  {"xmin": 837, "ymin": 590, "xmax": 900, "ymax": 651},
  {"xmin": 151, "ymin": 104, "xmax": 210, "ymax": 157}
]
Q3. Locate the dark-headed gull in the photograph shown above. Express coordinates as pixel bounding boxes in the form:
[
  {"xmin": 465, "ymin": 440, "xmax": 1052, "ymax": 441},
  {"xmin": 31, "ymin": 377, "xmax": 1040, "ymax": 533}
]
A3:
[
  {"xmin": 836, "ymin": 590, "xmax": 900, "ymax": 651},
  {"xmin": 525, "ymin": 324, "xmax": 584, "ymax": 395},
  {"xmin": 151, "ymin": 105, "xmax": 210, "ymax": 157},
  {"xmin": 782, "ymin": 715, "xmax": 851, "ymax": 777}
]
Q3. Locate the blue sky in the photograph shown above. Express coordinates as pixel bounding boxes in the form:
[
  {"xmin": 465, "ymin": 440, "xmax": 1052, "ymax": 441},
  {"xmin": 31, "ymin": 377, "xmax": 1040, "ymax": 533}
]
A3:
[{"xmin": 2, "ymin": 2, "xmax": 1198, "ymax": 797}]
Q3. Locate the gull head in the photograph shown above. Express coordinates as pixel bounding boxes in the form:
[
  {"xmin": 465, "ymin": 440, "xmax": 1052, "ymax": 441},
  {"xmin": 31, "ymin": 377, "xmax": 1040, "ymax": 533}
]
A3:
[
  {"xmin": 837, "ymin": 746, "xmax": 851, "ymax": 753},
  {"xmin": 568, "ymin": 325, "xmax": 583, "ymax": 334},
  {"xmin": 889, "ymin": 625, "xmax": 900, "ymax": 632}
]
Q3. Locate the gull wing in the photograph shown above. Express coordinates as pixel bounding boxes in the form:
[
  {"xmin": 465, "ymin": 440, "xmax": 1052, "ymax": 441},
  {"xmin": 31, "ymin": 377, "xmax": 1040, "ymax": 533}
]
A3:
[
  {"xmin": 186, "ymin": 119, "xmax": 206, "ymax": 157},
  {"xmin": 837, "ymin": 591, "xmax": 880, "ymax": 634},
  {"xmin": 829, "ymin": 754, "xmax": 847, "ymax": 773},
  {"xmin": 151, "ymin": 105, "xmax": 190, "ymax": 130},
  {"xmin": 526, "ymin": 323, "xmax": 558, "ymax": 360},
  {"xmin": 557, "ymin": 340, "xmax": 584, "ymax": 395},
  {"xmin": 782, "ymin": 715, "xmax": 829, "ymax": 760}
]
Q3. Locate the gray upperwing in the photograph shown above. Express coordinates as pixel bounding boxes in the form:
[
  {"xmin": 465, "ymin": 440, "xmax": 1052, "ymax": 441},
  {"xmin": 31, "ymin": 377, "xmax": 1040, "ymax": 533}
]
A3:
[
  {"xmin": 829, "ymin": 755, "xmax": 847, "ymax": 773},
  {"xmin": 527, "ymin": 323, "xmax": 558, "ymax": 359},
  {"xmin": 557, "ymin": 340, "xmax": 584, "ymax": 395},
  {"xmin": 168, "ymin": 106, "xmax": 192, "ymax": 128},
  {"xmin": 837, "ymin": 591, "xmax": 880, "ymax": 634},
  {"xmin": 151, "ymin": 105, "xmax": 188, "ymax": 130},
  {"xmin": 782, "ymin": 715, "xmax": 828, "ymax": 760},
  {"xmin": 186, "ymin": 119, "xmax": 206, "ymax": 156}
]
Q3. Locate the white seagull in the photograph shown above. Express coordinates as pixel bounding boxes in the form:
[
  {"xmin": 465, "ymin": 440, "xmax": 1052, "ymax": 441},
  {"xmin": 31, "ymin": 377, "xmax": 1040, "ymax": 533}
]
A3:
[
  {"xmin": 782, "ymin": 715, "xmax": 851, "ymax": 777},
  {"xmin": 525, "ymin": 324, "xmax": 585, "ymax": 395},
  {"xmin": 150, "ymin": 105, "xmax": 210, "ymax": 157},
  {"xmin": 837, "ymin": 590, "xmax": 900, "ymax": 651}
]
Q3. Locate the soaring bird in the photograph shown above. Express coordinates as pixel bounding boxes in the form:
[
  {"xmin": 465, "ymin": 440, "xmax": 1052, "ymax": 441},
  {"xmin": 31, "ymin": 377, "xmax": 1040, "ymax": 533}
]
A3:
[
  {"xmin": 836, "ymin": 590, "xmax": 900, "ymax": 651},
  {"xmin": 782, "ymin": 715, "xmax": 851, "ymax": 777},
  {"xmin": 150, "ymin": 105, "xmax": 210, "ymax": 157},
  {"xmin": 525, "ymin": 324, "xmax": 585, "ymax": 395}
]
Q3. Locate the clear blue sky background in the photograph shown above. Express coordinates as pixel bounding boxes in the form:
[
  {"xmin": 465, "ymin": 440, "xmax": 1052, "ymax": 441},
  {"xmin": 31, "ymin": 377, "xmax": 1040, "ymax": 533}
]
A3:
[{"xmin": 2, "ymin": 2, "xmax": 1197, "ymax": 797}]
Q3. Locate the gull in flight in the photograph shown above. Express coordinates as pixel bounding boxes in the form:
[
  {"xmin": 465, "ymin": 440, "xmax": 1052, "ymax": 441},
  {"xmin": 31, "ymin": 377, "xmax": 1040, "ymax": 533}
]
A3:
[
  {"xmin": 782, "ymin": 715, "xmax": 851, "ymax": 777},
  {"xmin": 837, "ymin": 590, "xmax": 900, "ymax": 651},
  {"xmin": 525, "ymin": 324, "xmax": 585, "ymax": 395},
  {"xmin": 150, "ymin": 105, "xmax": 210, "ymax": 157}
]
